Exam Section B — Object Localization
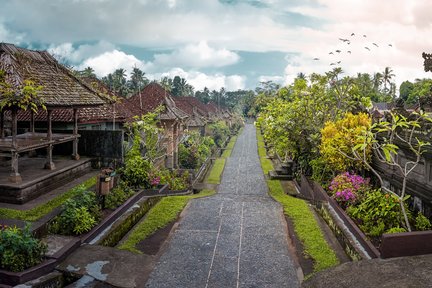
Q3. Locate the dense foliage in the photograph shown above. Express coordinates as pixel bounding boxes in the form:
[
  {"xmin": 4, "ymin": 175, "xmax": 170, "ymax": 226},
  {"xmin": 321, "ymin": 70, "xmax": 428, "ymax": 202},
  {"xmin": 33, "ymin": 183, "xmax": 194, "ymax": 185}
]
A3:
[
  {"xmin": 105, "ymin": 181, "xmax": 136, "ymax": 209},
  {"xmin": 50, "ymin": 189, "xmax": 100, "ymax": 235},
  {"xmin": 178, "ymin": 131, "xmax": 215, "ymax": 169},
  {"xmin": 319, "ymin": 113, "xmax": 371, "ymax": 176},
  {"xmin": 121, "ymin": 108, "xmax": 163, "ymax": 188},
  {"xmin": 0, "ymin": 69, "xmax": 45, "ymax": 112},
  {"xmin": 0, "ymin": 225, "xmax": 47, "ymax": 272},
  {"xmin": 207, "ymin": 121, "xmax": 230, "ymax": 148},
  {"xmin": 257, "ymin": 69, "xmax": 371, "ymax": 174}
]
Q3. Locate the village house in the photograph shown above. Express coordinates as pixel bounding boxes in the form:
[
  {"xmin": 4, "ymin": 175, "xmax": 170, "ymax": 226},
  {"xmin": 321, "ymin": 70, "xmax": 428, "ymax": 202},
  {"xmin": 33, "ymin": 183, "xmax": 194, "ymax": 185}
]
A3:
[
  {"xmin": 173, "ymin": 97, "xmax": 207, "ymax": 136},
  {"xmin": 0, "ymin": 43, "xmax": 107, "ymax": 184},
  {"xmin": 127, "ymin": 82, "xmax": 188, "ymax": 168}
]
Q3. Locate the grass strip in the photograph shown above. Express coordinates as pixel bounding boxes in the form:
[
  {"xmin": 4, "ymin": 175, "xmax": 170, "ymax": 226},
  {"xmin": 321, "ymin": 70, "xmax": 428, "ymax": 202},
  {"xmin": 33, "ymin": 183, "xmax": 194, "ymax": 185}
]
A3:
[
  {"xmin": 221, "ymin": 135, "xmax": 238, "ymax": 158},
  {"xmin": 256, "ymin": 128, "xmax": 339, "ymax": 273},
  {"xmin": 205, "ymin": 158, "xmax": 226, "ymax": 184},
  {"xmin": 0, "ymin": 177, "xmax": 96, "ymax": 222},
  {"xmin": 118, "ymin": 189, "xmax": 216, "ymax": 254}
]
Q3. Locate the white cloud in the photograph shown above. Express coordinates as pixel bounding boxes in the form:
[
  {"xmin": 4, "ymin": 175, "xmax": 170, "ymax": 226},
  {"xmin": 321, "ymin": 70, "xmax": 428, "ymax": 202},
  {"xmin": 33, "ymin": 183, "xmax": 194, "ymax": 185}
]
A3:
[
  {"xmin": 281, "ymin": 0, "xmax": 432, "ymax": 90},
  {"xmin": 154, "ymin": 41, "xmax": 240, "ymax": 68},
  {"xmin": 159, "ymin": 67, "xmax": 246, "ymax": 91},
  {"xmin": 79, "ymin": 50, "xmax": 151, "ymax": 77},
  {"xmin": 0, "ymin": 23, "xmax": 24, "ymax": 44},
  {"xmin": 48, "ymin": 41, "xmax": 115, "ymax": 63}
]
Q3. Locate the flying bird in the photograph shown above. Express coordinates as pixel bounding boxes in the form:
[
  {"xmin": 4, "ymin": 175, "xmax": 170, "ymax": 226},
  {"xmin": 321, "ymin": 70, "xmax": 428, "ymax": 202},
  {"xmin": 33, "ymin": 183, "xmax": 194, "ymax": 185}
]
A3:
[
  {"xmin": 351, "ymin": 33, "xmax": 355, "ymax": 36},
  {"xmin": 364, "ymin": 47, "xmax": 370, "ymax": 51},
  {"xmin": 337, "ymin": 61, "xmax": 341, "ymax": 64},
  {"xmin": 313, "ymin": 58, "xmax": 319, "ymax": 60},
  {"xmin": 339, "ymin": 38, "xmax": 349, "ymax": 42},
  {"xmin": 373, "ymin": 43, "xmax": 379, "ymax": 47},
  {"xmin": 330, "ymin": 63, "xmax": 336, "ymax": 65},
  {"xmin": 363, "ymin": 34, "xmax": 367, "ymax": 37},
  {"xmin": 347, "ymin": 50, "xmax": 352, "ymax": 54},
  {"xmin": 329, "ymin": 52, "xmax": 334, "ymax": 54},
  {"xmin": 388, "ymin": 44, "xmax": 393, "ymax": 47},
  {"xmin": 336, "ymin": 50, "xmax": 341, "ymax": 53}
]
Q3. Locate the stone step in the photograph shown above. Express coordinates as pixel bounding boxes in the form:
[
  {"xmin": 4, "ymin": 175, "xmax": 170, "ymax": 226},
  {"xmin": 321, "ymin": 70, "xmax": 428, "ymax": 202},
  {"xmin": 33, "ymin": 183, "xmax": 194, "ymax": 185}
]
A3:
[{"xmin": 269, "ymin": 170, "xmax": 293, "ymax": 180}]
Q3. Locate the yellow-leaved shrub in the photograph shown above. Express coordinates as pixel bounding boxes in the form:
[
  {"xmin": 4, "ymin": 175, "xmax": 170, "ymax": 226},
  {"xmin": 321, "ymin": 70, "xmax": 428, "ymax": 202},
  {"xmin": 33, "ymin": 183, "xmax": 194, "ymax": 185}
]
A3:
[{"xmin": 320, "ymin": 112, "xmax": 371, "ymax": 172}]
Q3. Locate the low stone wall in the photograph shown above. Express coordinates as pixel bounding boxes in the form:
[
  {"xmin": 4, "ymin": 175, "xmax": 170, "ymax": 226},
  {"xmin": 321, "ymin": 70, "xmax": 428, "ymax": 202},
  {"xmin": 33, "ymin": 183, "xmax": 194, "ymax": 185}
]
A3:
[{"xmin": 381, "ymin": 230, "xmax": 432, "ymax": 258}]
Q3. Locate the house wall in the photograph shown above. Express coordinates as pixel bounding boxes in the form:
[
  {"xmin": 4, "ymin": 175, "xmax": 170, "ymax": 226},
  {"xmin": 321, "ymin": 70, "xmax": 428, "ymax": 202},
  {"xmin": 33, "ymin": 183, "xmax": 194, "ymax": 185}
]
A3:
[{"xmin": 374, "ymin": 148, "xmax": 432, "ymax": 217}]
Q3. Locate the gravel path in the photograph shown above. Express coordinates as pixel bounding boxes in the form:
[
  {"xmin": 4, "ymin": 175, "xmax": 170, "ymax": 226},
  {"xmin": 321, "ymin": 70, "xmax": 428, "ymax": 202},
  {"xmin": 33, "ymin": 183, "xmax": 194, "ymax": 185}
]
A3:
[{"xmin": 145, "ymin": 124, "xmax": 300, "ymax": 288}]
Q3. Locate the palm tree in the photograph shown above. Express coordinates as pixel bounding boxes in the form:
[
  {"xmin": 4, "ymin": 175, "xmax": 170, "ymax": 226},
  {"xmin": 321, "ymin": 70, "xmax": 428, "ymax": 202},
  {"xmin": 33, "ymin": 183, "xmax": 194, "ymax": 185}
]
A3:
[
  {"xmin": 81, "ymin": 66, "xmax": 96, "ymax": 78},
  {"xmin": 297, "ymin": 72, "xmax": 306, "ymax": 80},
  {"xmin": 382, "ymin": 67, "xmax": 395, "ymax": 94},
  {"xmin": 160, "ymin": 77, "xmax": 173, "ymax": 92},
  {"xmin": 373, "ymin": 72, "xmax": 383, "ymax": 92},
  {"xmin": 129, "ymin": 67, "xmax": 148, "ymax": 94},
  {"xmin": 113, "ymin": 68, "xmax": 128, "ymax": 97}
]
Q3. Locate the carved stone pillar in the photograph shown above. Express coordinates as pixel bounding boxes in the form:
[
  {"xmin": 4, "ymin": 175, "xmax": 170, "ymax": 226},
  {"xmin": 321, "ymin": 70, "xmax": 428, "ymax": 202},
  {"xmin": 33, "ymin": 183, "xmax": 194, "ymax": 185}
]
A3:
[{"xmin": 9, "ymin": 108, "xmax": 22, "ymax": 182}]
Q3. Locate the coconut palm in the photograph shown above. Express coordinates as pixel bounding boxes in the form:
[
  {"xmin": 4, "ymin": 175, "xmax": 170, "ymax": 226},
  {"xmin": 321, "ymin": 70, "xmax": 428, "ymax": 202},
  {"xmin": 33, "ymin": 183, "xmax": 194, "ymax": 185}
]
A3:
[{"xmin": 382, "ymin": 67, "xmax": 395, "ymax": 94}]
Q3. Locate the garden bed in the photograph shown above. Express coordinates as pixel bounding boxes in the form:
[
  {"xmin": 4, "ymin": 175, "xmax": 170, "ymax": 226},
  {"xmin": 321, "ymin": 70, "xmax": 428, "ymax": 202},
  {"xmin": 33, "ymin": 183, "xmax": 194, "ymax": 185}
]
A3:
[
  {"xmin": 0, "ymin": 184, "xmax": 166, "ymax": 286},
  {"xmin": 297, "ymin": 174, "xmax": 432, "ymax": 259}
]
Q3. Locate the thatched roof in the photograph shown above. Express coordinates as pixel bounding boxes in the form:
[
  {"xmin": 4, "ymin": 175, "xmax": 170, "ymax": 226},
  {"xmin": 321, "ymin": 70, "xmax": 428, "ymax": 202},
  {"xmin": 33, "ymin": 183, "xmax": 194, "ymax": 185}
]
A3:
[
  {"xmin": 127, "ymin": 82, "xmax": 188, "ymax": 121},
  {"xmin": 13, "ymin": 98, "xmax": 134, "ymax": 124},
  {"xmin": 0, "ymin": 43, "xmax": 106, "ymax": 108}
]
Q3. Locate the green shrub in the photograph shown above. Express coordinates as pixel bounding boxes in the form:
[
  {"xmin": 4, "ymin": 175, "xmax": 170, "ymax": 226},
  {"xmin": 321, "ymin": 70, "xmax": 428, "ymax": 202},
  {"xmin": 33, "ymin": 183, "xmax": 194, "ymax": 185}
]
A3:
[
  {"xmin": 415, "ymin": 212, "xmax": 432, "ymax": 231},
  {"xmin": 152, "ymin": 169, "xmax": 189, "ymax": 190},
  {"xmin": 179, "ymin": 132, "xmax": 215, "ymax": 169},
  {"xmin": 347, "ymin": 189, "xmax": 410, "ymax": 237},
  {"xmin": 208, "ymin": 121, "xmax": 229, "ymax": 148},
  {"xmin": 121, "ymin": 154, "xmax": 152, "ymax": 187},
  {"xmin": 105, "ymin": 182, "xmax": 136, "ymax": 209},
  {"xmin": 51, "ymin": 191, "xmax": 100, "ymax": 236},
  {"xmin": 0, "ymin": 225, "xmax": 47, "ymax": 272},
  {"xmin": 385, "ymin": 227, "xmax": 407, "ymax": 234}
]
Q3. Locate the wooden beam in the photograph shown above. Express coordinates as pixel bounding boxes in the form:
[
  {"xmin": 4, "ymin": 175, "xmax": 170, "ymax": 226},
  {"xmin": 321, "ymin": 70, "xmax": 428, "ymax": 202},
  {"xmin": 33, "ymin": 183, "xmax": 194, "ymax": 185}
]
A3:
[{"xmin": 72, "ymin": 108, "xmax": 80, "ymax": 160}]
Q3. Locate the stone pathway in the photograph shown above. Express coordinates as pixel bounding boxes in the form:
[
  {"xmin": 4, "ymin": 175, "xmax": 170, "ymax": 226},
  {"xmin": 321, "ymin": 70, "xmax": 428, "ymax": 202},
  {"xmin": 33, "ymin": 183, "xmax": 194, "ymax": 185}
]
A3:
[{"xmin": 145, "ymin": 124, "xmax": 300, "ymax": 288}]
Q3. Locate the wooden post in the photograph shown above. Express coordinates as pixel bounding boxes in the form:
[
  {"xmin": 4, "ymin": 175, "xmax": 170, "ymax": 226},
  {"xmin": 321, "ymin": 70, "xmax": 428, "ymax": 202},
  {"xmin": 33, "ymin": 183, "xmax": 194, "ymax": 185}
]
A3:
[
  {"xmin": 30, "ymin": 110, "xmax": 35, "ymax": 133},
  {"xmin": 9, "ymin": 108, "xmax": 22, "ymax": 183},
  {"xmin": 28, "ymin": 110, "xmax": 37, "ymax": 157},
  {"xmin": 45, "ymin": 109, "xmax": 55, "ymax": 170},
  {"xmin": 72, "ymin": 108, "xmax": 80, "ymax": 160}
]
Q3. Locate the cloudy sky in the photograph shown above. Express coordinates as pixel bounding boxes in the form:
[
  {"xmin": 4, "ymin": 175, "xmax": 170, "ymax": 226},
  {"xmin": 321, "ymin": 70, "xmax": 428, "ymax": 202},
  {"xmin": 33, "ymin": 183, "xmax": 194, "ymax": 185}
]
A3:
[{"xmin": 1, "ymin": 0, "xmax": 431, "ymax": 92}]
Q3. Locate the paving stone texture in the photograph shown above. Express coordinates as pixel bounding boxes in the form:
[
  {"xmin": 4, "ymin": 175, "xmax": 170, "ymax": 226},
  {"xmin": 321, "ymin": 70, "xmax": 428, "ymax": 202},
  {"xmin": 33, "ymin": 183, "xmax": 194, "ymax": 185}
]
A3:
[{"xmin": 146, "ymin": 124, "xmax": 300, "ymax": 288}]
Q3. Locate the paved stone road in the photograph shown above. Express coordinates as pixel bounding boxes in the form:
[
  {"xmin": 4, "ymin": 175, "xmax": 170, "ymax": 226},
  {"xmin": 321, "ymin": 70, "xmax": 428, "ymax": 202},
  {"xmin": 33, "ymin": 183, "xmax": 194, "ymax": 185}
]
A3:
[{"xmin": 145, "ymin": 124, "xmax": 300, "ymax": 288}]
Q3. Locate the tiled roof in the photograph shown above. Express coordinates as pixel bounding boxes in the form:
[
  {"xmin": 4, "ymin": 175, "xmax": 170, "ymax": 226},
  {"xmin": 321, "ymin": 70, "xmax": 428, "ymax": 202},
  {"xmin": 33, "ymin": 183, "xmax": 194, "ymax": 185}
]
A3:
[
  {"xmin": 0, "ymin": 43, "xmax": 106, "ymax": 108},
  {"xmin": 127, "ymin": 82, "xmax": 188, "ymax": 121},
  {"xmin": 173, "ymin": 97, "xmax": 206, "ymax": 127}
]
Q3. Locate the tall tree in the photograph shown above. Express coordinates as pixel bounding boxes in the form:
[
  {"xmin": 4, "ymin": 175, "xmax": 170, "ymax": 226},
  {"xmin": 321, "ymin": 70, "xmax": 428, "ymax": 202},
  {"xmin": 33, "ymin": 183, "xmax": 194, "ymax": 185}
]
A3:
[
  {"xmin": 160, "ymin": 76, "xmax": 173, "ymax": 92},
  {"xmin": 382, "ymin": 67, "xmax": 395, "ymax": 94},
  {"xmin": 80, "ymin": 66, "xmax": 96, "ymax": 78},
  {"xmin": 128, "ymin": 67, "xmax": 149, "ymax": 95},
  {"xmin": 399, "ymin": 81, "xmax": 414, "ymax": 102}
]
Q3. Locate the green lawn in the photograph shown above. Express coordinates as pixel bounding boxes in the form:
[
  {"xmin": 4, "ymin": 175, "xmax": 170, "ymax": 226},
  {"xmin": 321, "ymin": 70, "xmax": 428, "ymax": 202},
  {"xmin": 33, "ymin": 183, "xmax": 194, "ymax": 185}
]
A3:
[
  {"xmin": 0, "ymin": 177, "xmax": 96, "ymax": 222},
  {"xmin": 118, "ymin": 189, "xmax": 215, "ymax": 253},
  {"xmin": 256, "ymin": 128, "xmax": 339, "ymax": 273},
  {"xmin": 205, "ymin": 158, "xmax": 226, "ymax": 184}
]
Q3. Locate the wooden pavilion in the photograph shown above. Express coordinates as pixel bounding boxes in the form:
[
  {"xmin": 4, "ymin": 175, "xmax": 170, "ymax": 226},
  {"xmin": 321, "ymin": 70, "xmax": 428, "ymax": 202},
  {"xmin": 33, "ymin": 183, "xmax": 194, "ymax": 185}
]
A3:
[{"xmin": 0, "ymin": 43, "xmax": 106, "ymax": 183}]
